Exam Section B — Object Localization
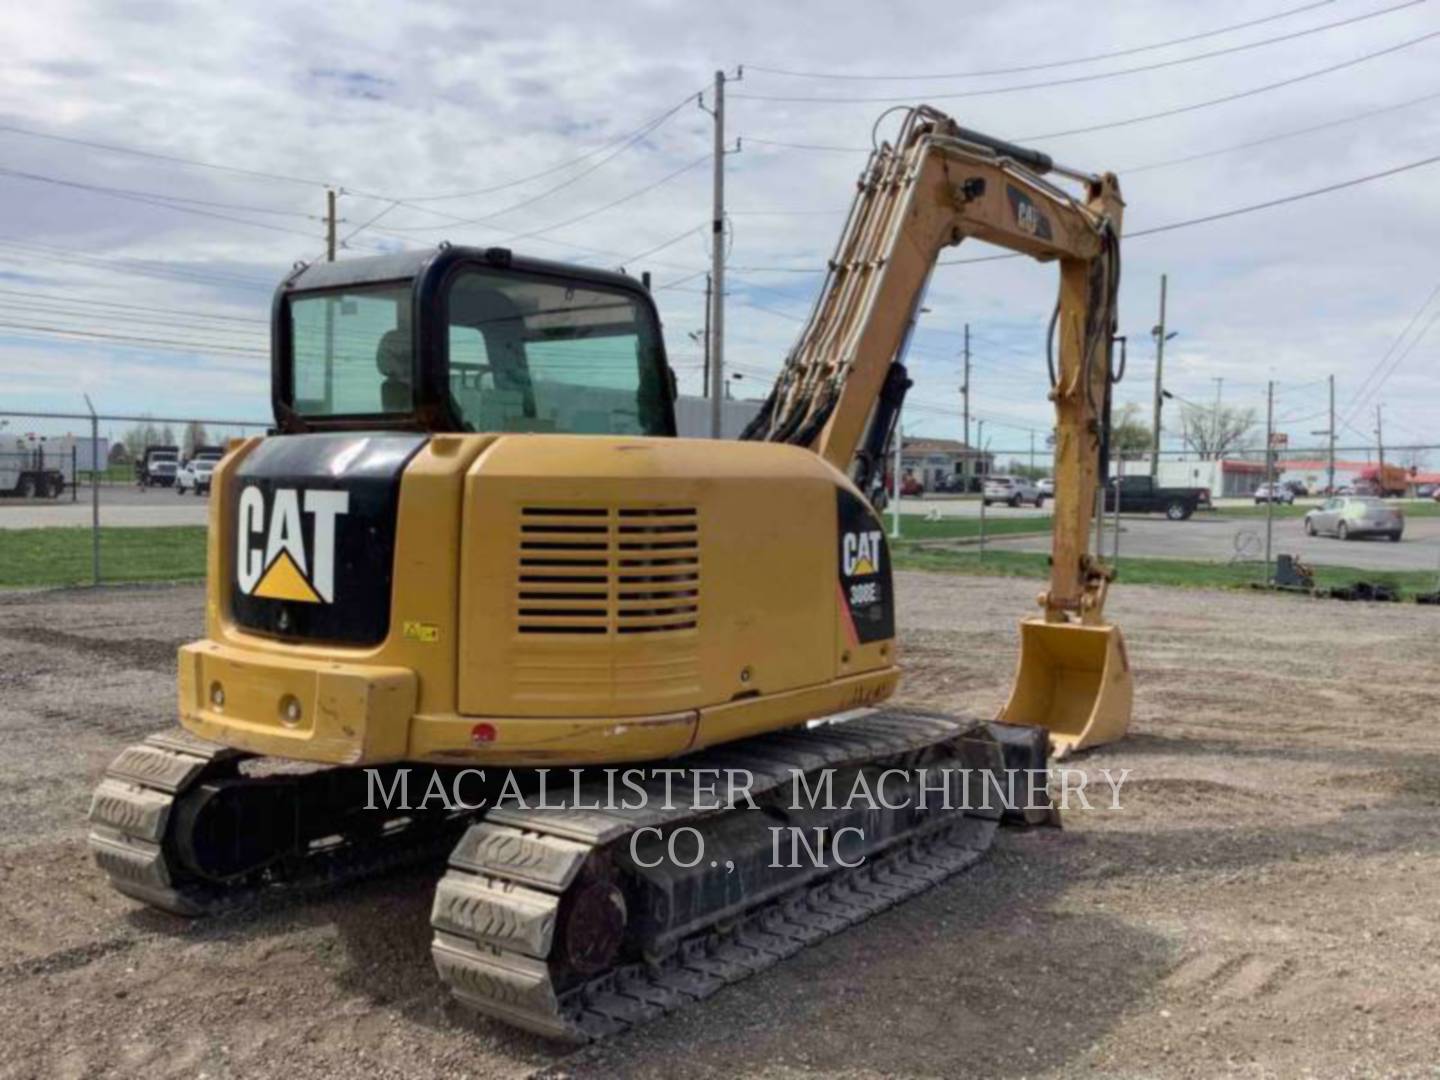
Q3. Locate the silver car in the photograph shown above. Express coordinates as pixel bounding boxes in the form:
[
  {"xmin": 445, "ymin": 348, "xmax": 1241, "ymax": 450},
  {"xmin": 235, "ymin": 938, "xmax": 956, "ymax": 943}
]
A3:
[
  {"xmin": 982, "ymin": 475, "xmax": 1044, "ymax": 507},
  {"xmin": 1304, "ymin": 496, "xmax": 1403, "ymax": 542}
]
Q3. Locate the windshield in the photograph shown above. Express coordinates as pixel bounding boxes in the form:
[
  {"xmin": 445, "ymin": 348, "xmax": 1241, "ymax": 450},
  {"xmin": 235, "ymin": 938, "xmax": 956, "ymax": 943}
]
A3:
[
  {"xmin": 444, "ymin": 267, "xmax": 669, "ymax": 436},
  {"xmin": 290, "ymin": 282, "xmax": 412, "ymax": 417}
]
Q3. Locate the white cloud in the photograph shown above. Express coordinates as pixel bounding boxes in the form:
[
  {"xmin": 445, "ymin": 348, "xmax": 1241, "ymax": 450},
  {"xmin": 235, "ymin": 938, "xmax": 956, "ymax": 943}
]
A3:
[{"xmin": 0, "ymin": 0, "xmax": 1435, "ymax": 461}]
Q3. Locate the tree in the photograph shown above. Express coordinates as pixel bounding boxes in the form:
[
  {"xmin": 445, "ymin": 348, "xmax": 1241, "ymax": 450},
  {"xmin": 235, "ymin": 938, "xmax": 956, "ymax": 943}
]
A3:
[
  {"xmin": 1110, "ymin": 403, "xmax": 1152, "ymax": 455},
  {"xmin": 183, "ymin": 421, "xmax": 210, "ymax": 457},
  {"xmin": 1179, "ymin": 403, "xmax": 1257, "ymax": 460},
  {"xmin": 121, "ymin": 420, "xmax": 163, "ymax": 458},
  {"xmin": 107, "ymin": 442, "xmax": 130, "ymax": 465}
]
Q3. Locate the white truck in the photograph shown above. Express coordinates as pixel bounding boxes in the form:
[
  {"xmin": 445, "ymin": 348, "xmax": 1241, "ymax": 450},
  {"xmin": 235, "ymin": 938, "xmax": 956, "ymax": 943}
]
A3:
[
  {"xmin": 0, "ymin": 438, "xmax": 70, "ymax": 499},
  {"xmin": 135, "ymin": 445, "xmax": 181, "ymax": 488}
]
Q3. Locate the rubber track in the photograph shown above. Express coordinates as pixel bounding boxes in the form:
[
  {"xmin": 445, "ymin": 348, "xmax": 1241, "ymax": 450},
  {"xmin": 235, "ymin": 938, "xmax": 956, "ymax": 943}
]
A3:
[
  {"xmin": 87, "ymin": 730, "xmax": 465, "ymax": 916},
  {"xmin": 430, "ymin": 708, "xmax": 1014, "ymax": 1042}
]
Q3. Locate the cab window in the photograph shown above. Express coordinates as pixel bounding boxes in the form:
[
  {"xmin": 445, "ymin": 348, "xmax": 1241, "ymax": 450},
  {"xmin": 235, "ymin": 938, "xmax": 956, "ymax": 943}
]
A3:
[{"xmin": 443, "ymin": 267, "xmax": 670, "ymax": 435}]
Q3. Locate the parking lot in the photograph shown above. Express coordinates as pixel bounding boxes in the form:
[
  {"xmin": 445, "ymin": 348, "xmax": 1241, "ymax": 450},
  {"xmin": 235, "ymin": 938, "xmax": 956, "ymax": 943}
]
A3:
[
  {"xmin": 899, "ymin": 496, "xmax": 1440, "ymax": 575},
  {"xmin": 0, "ymin": 485, "xmax": 210, "ymax": 529}
]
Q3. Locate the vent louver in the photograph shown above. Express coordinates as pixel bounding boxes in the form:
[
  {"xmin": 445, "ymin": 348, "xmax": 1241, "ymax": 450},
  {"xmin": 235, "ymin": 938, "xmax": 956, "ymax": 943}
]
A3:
[{"xmin": 516, "ymin": 507, "xmax": 699, "ymax": 636}]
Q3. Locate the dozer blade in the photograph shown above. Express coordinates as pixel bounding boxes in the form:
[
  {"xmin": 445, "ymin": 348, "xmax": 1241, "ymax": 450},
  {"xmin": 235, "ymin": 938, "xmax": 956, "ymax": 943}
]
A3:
[{"xmin": 998, "ymin": 618, "xmax": 1133, "ymax": 758}]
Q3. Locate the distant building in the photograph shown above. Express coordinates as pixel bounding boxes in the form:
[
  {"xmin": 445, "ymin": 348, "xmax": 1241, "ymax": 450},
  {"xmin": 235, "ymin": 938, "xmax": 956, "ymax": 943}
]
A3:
[
  {"xmin": 673, "ymin": 395, "xmax": 763, "ymax": 439},
  {"xmin": 1275, "ymin": 458, "xmax": 1375, "ymax": 494},
  {"xmin": 1109, "ymin": 455, "xmax": 1264, "ymax": 498},
  {"xmin": 899, "ymin": 437, "xmax": 992, "ymax": 490}
]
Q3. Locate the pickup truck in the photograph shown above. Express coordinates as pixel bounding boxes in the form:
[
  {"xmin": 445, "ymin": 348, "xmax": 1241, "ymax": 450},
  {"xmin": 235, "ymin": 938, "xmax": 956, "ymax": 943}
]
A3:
[
  {"xmin": 1105, "ymin": 475, "xmax": 1211, "ymax": 520},
  {"xmin": 136, "ymin": 445, "xmax": 180, "ymax": 488}
]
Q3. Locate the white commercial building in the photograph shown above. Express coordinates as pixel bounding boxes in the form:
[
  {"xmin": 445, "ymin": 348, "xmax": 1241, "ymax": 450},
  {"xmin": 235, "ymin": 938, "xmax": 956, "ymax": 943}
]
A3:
[{"xmin": 673, "ymin": 395, "xmax": 764, "ymax": 439}]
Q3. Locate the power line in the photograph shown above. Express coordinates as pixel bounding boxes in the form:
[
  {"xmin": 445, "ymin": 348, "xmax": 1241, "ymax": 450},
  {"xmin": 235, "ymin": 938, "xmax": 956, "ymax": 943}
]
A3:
[
  {"xmin": 0, "ymin": 286, "xmax": 266, "ymax": 324},
  {"xmin": 0, "ymin": 124, "xmax": 337, "ymax": 190},
  {"xmin": 1021, "ymin": 26, "xmax": 1440, "ymax": 141},
  {"xmin": 1119, "ymin": 152, "xmax": 1440, "ymax": 238},
  {"xmin": 1120, "ymin": 86, "xmax": 1440, "ymax": 174},
  {"xmin": 744, "ymin": 82, "xmax": 1440, "ymax": 163},
  {"xmin": 399, "ymin": 89, "xmax": 704, "ymax": 203},
  {"xmin": 733, "ymin": 1, "xmax": 1422, "ymax": 104},
  {"xmin": 0, "ymin": 238, "xmax": 277, "ymax": 291},
  {"xmin": 0, "ymin": 88, "xmax": 708, "ymax": 209},
  {"xmin": 743, "ymin": 0, "xmax": 1338, "ymax": 80},
  {"xmin": 382, "ymin": 98, "xmax": 703, "ymax": 231},
  {"xmin": 726, "ymin": 150, "xmax": 1440, "ymax": 274},
  {"xmin": 618, "ymin": 223, "xmax": 707, "ymax": 265},
  {"xmin": 502, "ymin": 154, "xmax": 711, "ymax": 244},
  {"xmin": 0, "ymin": 320, "xmax": 268, "ymax": 356},
  {"xmin": 0, "ymin": 165, "xmax": 324, "ymax": 240},
  {"xmin": 1340, "ymin": 284, "xmax": 1440, "ymax": 427},
  {"xmin": 0, "ymin": 300, "xmax": 266, "ymax": 342}
]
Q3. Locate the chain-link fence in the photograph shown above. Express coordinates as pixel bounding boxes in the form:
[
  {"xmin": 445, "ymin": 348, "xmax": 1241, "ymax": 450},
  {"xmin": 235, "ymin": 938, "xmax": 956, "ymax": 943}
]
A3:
[
  {"xmin": 3, "ymin": 405, "xmax": 1437, "ymax": 598},
  {"xmin": 0, "ymin": 408, "xmax": 267, "ymax": 587}
]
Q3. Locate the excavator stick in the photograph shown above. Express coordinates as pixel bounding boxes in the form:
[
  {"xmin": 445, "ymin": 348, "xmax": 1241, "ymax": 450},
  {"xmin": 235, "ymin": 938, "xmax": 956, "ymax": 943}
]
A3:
[
  {"xmin": 744, "ymin": 106, "xmax": 1135, "ymax": 757},
  {"xmin": 1000, "ymin": 619, "xmax": 1132, "ymax": 758}
]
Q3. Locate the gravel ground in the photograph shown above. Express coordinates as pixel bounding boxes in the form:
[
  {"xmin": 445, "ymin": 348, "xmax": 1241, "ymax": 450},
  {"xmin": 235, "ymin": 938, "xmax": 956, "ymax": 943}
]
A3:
[{"xmin": 1, "ymin": 576, "xmax": 1437, "ymax": 1079}]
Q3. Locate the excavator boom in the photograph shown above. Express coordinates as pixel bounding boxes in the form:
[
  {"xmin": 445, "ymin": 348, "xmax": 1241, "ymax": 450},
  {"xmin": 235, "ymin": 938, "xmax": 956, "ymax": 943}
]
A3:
[{"xmin": 746, "ymin": 106, "xmax": 1131, "ymax": 751}]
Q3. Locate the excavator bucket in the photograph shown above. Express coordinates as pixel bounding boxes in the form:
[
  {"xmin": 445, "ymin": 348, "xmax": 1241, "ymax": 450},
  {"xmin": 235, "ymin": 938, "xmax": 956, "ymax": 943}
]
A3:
[{"xmin": 998, "ymin": 618, "xmax": 1133, "ymax": 758}]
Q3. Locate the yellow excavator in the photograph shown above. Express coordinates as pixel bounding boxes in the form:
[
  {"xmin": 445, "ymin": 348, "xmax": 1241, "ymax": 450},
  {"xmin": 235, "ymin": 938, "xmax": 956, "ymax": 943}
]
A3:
[{"xmin": 89, "ymin": 106, "xmax": 1132, "ymax": 1040}]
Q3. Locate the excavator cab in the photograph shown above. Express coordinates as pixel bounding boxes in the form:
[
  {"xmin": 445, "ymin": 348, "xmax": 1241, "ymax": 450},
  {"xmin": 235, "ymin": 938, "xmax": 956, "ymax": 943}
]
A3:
[{"xmin": 273, "ymin": 246, "xmax": 676, "ymax": 439}]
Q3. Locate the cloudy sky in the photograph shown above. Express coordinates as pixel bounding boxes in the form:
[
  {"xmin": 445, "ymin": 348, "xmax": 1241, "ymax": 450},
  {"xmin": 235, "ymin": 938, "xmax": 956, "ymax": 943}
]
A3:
[{"xmin": 2, "ymin": 0, "xmax": 1437, "ymax": 461}]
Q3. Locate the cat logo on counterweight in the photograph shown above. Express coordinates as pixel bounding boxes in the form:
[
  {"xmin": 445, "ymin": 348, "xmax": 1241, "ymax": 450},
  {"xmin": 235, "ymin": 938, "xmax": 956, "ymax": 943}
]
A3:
[{"xmin": 236, "ymin": 487, "xmax": 349, "ymax": 604}]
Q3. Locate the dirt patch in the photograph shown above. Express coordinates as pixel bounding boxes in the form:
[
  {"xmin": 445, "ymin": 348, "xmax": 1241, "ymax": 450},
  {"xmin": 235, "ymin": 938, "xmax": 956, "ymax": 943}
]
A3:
[{"xmin": 1, "ymin": 576, "xmax": 1438, "ymax": 1078}]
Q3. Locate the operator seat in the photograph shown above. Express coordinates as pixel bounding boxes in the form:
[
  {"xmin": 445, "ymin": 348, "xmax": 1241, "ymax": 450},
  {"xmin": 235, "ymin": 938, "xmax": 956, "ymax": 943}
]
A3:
[{"xmin": 376, "ymin": 329, "xmax": 412, "ymax": 413}]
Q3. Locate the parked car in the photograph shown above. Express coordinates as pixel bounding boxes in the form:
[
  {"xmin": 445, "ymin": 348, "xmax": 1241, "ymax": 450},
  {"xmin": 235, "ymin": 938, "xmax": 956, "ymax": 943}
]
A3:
[
  {"xmin": 1037, "ymin": 477, "xmax": 1055, "ymax": 498},
  {"xmin": 982, "ymin": 475, "xmax": 1044, "ymax": 507},
  {"xmin": 175, "ymin": 453, "xmax": 222, "ymax": 495},
  {"xmin": 1303, "ymin": 496, "xmax": 1403, "ymax": 542},
  {"xmin": 1103, "ymin": 475, "xmax": 1210, "ymax": 520},
  {"xmin": 1283, "ymin": 480, "xmax": 1309, "ymax": 497},
  {"xmin": 1416, "ymin": 483, "xmax": 1437, "ymax": 499},
  {"xmin": 1254, "ymin": 483, "xmax": 1295, "ymax": 505}
]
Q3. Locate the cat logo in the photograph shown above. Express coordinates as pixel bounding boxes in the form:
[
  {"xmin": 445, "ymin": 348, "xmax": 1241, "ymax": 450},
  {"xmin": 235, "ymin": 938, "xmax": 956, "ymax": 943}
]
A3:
[
  {"xmin": 842, "ymin": 529, "xmax": 884, "ymax": 578},
  {"xmin": 236, "ymin": 487, "xmax": 349, "ymax": 604},
  {"xmin": 1006, "ymin": 184, "xmax": 1053, "ymax": 241}
]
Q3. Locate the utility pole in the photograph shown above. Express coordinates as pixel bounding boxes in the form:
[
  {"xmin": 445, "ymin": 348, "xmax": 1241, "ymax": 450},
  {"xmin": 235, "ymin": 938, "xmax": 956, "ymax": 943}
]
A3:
[
  {"xmin": 1150, "ymin": 273, "xmax": 1168, "ymax": 477},
  {"xmin": 1375, "ymin": 403, "xmax": 1386, "ymax": 484},
  {"xmin": 961, "ymin": 322, "xmax": 971, "ymax": 463},
  {"xmin": 1210, "ymin": 376, "xmax": 1223, "ymax": 459},
  {"xmin": 1265, "ymin": 380, "xmax": 1275, "ymax": 585},
  {"xmin": 1029, "ymin": 430, "xmax": 1035, "ymax": 474},
  {"xmin": 325, "ymin": 189, "xmax": 338, "ymax": 262},
  {"xmin": 1309, "ymin": 373, "xmax": 1336, "ymax": 494},
  {"xmin": 701, "ymin": 273, "xmax": 712, "ymax": 398},
  {"xmin": 706, "ymin": 70, "xmax": 728, "ymax": 438},
  {"xmin": 1328, "ymin": 375, "xmax": 1336, "ymax": 494}
]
